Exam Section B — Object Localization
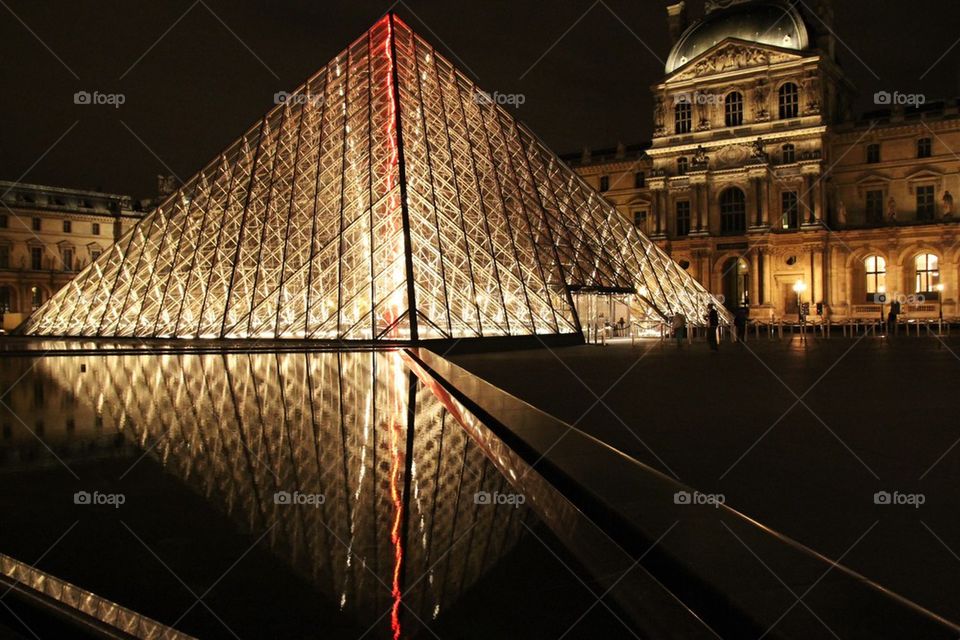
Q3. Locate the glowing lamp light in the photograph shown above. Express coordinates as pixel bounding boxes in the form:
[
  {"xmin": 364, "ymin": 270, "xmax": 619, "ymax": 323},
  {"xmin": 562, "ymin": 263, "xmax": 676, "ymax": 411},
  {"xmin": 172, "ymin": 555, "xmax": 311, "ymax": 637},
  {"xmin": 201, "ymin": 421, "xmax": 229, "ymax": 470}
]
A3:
[
  {"xmin": 792, "ymin": 280, "xmax": 807, "ymax": 294},
  {"xmin": 936, "ymin": 284, "xmax": 945, "ymax": 292}
]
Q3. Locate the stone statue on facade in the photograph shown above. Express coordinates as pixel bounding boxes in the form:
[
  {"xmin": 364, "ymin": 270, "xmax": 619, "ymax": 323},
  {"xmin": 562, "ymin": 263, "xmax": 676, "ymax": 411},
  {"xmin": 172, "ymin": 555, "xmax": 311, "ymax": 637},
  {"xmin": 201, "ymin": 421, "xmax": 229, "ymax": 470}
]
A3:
[
  {"xmin": 887, "ymin": 196, "xmax": 898, "ymax": 222},
  {"xmin": 837, "ymin": 199, "xmax": 847, "ymax": 226},
  {"xmin": 693, "ymin": 145, "xmax": 709, "ymax": 167},
  {"xmin": 754, "ymin": 81, "xmax": 770, "ymax": 121},
  {"xmin": 654, "ymin": 97, "xmax": 665, "ymax": 132},
  {"xmin": 751, "ymin": 137, "xmax": 767, "ymax": 160},
  {"xmin": 943, "ymin": 190, "xmax": 954, "ymax": 218}
]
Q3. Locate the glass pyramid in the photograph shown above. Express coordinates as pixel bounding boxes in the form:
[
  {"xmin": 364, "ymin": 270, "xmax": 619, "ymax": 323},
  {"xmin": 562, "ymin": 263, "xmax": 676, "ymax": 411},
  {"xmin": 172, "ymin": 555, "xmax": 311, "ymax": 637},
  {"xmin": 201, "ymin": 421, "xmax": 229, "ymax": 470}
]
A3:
[{"xmin": 22, "ymin": 15, "xmax": 723, "ymax": 341}]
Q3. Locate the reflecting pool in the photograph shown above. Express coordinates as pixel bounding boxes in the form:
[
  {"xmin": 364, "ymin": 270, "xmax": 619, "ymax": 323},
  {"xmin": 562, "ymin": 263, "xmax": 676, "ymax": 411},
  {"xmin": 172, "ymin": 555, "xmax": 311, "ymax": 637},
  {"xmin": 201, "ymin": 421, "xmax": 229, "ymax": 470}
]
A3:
[{"xmin": 0, "ymin": 349, "xmax": 636, "ymax": 639}]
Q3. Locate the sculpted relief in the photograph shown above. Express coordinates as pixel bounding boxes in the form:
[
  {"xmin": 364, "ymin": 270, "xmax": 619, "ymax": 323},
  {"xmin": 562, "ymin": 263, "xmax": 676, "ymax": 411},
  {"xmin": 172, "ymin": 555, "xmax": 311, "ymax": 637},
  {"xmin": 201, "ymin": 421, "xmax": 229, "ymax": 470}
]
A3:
[{"xmin": 671, "ymin": 43, "xmax": 801, "ymax": 82}]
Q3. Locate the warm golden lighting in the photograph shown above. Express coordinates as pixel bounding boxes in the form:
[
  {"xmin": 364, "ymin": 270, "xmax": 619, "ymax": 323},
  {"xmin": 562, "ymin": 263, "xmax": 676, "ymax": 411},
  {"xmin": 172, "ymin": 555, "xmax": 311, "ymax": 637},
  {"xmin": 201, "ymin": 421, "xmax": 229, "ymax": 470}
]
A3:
[{"xmin": 22, "ymin": 15, "xmax": 725, "ymax": 341}]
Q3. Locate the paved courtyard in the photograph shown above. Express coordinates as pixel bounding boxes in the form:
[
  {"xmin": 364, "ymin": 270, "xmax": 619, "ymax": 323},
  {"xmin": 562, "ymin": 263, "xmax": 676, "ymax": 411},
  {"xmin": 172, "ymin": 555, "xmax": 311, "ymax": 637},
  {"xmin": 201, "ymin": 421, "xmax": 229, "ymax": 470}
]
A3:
[{"xmin": 450, "ymin": 334, "xmax": 960, "ymax": 624}]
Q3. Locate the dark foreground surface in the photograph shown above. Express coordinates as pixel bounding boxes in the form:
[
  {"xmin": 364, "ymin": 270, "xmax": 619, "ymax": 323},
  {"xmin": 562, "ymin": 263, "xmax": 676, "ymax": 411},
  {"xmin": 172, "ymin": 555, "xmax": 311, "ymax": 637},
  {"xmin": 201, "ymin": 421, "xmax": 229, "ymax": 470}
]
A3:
[{"xmin": 451, "ymin": 335, "xmax": 960, "ymax": 625}]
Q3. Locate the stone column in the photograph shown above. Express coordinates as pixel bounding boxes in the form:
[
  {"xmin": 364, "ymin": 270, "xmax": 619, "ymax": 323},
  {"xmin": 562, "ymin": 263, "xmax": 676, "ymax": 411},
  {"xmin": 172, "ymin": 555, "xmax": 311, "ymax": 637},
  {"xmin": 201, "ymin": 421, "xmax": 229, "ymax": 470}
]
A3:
[
  {"xmin": 762, "ymin": 250, "xmax": 773, "ymax": 307},
  {"xmin": 753, "ymin": 177, "xmax": 764, "ymax": 227},
  {"xmin": 805, "ymin": 174, "xmax": 817, "ymax": 224},
  {"xmin": 750, "ymin": 250, "xmax": 761, "ymax": 307}
]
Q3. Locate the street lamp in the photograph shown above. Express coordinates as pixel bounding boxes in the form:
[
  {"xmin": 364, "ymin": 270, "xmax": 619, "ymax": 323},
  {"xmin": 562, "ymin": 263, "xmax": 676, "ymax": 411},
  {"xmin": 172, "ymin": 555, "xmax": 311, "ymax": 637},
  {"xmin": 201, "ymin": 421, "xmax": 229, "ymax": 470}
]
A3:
[
  {"xmin": 793, "ymin": 280, "xmax": 807, "ymax": 325},
  {"xmin": 936, "ymin": 283, "xmax": 945, "ymax": 323},
  {"xmin": 877, "ymin": 285, "xmax": 886, "ymax": 333}
]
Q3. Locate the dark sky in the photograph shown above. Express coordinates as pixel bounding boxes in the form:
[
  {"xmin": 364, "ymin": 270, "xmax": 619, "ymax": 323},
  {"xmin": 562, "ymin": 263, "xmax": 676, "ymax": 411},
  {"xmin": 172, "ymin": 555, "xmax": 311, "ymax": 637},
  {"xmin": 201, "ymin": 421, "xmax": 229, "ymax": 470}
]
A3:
[{"xmin": 1, "ymin": 0, "xmax": 959, "ymax": 199}]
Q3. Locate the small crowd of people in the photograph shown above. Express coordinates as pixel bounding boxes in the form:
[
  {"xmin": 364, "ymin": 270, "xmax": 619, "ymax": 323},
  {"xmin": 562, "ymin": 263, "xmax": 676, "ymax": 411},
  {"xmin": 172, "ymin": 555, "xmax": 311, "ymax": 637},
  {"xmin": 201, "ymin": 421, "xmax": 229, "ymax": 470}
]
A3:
[{"xmin": 671, "ymin": 304, "xmax": 749, "ymax": 351}]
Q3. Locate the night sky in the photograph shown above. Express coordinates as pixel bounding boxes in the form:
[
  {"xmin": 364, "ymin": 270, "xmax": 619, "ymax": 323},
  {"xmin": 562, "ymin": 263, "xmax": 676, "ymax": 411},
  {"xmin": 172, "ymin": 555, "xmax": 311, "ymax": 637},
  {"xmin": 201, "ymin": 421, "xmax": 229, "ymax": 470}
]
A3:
[{"xmin": 1, "ymin": 0, "xmax": 959, "ymax": 199}]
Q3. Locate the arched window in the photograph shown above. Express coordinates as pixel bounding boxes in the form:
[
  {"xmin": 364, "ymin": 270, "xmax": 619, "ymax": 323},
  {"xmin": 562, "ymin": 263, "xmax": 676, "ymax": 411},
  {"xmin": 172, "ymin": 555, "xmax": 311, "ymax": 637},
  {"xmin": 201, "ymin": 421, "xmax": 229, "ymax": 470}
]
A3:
[
  {"xmin": 720, "ymin": 188, "xmax": 747, "ymax": 235},
  {"xmin": 778, "ymin": 82, "xmax": 799, "ymax": 119},
  {"xmin": 915, "ymin": 254, "xmax": 940, "ymax": 293},
  {"xmin": 677, "ymin": 157, "xmax": 688, "ymax": 175},
  {"xmin": 675, "ymin": 102, "xmax": 692, "ymax": 134},
  {"xmin": 864, "ymin": 256, "xmax": 887, "ymax": 295},
  {"xmin": 725, "ymin": 92, "xmax": 744, "ymax": 127},
  {"xmin": 781, "ymin": 143, "xmax": 796, "ymax": 164}
]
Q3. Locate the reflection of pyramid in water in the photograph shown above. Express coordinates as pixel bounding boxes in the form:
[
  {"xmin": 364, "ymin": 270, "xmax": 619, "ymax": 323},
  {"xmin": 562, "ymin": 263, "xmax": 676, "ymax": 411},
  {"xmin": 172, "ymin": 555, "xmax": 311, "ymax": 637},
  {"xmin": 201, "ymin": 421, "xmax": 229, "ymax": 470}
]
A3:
[{"xmin": 24, "ymin": 15, "xmax": 721, "ymax": 341}]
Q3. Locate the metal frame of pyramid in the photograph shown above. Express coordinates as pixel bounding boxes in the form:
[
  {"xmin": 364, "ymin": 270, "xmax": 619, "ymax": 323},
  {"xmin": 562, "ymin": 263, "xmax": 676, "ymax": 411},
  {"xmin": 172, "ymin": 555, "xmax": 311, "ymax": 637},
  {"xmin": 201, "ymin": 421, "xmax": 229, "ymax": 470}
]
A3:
[{"xmin": 21, "ymin": 14, "xmax": 727, "ymax": 342}]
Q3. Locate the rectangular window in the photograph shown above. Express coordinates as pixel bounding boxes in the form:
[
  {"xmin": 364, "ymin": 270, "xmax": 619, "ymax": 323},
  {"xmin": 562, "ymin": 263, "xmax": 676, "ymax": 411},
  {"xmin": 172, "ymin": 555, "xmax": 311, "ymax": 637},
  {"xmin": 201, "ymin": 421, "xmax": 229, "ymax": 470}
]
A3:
[
  {"xmin": 675, "ymin": 102, "xmax": 692, "ymax": 134},
  {"xmin": 91, "ymin": 250, "xmax": 101, "ymax": 262},
  {"xmin": 633, "ymin": 211, "xmax": 647, "ymax": 229},
  {"xmin": 0, "ymin": 214, "xmax": 7, "ymax": 228},
  {"xmin": 918, "ymin": 138, "xmax": 932, "ymax": 158},
  {"xmin": 865, "ymin": 190, "xmax": 884, "ymax": 223},
  {"xmin": 781, "ymin": 191, "xmax": 800, "ymax": 229},
  {"xmin": 63, "ymin": 220, "xmax": 72, "ymax": 233},
  {"xmin": 866, "ymin": 143, "xmax": 881, "ymax": 164},
  {"xmin": 92, "ymin": 222, "xmax": 100, "ymax": 235},
  {"xmin": 31, "ymin": 247, "xmax": 43, "ymax": 270},
  {"xmin": 62, "ymin": 248, "xmax": 74, "ymax": 272},
  {"xmin": 676, "ymin": 201, "xmax": 691, "ymax": 237},
  {"xmin": 0, "ymin": 246, "xmax": 8, "ymax": 269},
  {"xmin": 634, "ymin": 172, "xmax": 645, "ymax": 189},
  {"xmin": 0, "ymin": 287, "xmax": 9, "ymax": 311},
  {"xmin": 599, "ymin": 175, "xmax": 610, "ymax": 192},
  {"xmin": 916, "ymin": 185, "xmax": 936, "ymax": 220},
  {"xmin": 31, "ymin": 217, "xmax": 41, "ymax": 231}
]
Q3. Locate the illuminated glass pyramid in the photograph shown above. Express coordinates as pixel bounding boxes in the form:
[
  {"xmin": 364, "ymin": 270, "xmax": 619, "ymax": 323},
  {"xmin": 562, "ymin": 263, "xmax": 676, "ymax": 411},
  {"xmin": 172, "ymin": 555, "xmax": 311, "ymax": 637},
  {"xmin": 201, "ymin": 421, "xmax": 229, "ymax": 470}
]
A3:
[{"xmin": 23, "ymin": 15, "xmax": 722, "ymax": 341}]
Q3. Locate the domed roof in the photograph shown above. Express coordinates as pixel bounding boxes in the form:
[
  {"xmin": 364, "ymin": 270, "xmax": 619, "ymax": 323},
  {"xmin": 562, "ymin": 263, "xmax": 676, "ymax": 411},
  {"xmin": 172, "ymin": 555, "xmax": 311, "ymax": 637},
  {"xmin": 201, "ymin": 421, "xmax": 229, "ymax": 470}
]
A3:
[{"xmin": 666, "ymin": 1, "xmax": 809, "ymax": 74}]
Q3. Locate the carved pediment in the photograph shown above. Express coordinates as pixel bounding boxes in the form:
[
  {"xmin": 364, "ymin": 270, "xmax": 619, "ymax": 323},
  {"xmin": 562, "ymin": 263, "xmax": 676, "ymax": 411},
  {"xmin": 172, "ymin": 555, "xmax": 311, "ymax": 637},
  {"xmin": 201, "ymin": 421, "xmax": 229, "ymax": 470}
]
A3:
[{"xmin": 668, "ymin": 39, "xmax": 805, "ymax": 82}]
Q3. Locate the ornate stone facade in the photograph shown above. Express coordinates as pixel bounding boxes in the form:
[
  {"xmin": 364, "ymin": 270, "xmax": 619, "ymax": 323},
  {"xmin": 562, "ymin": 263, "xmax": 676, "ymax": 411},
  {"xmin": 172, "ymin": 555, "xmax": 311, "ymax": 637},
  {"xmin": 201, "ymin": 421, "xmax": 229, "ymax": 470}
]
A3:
[
  {"xmin": 565, "ymin": 0, "xmax": 958, "ymax": 323},
  {"xmin": 0, "ymin": 182, "xmax": 143, "ymax": 330}
]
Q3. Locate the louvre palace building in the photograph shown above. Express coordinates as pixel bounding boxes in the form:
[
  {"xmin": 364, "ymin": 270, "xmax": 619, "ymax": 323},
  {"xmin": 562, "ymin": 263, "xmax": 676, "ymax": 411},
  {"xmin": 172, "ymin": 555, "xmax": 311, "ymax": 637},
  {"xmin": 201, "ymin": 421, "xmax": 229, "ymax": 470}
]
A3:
[{"xmin": 565, "ymin": 0, "xmax": 960, "ymax": 323}]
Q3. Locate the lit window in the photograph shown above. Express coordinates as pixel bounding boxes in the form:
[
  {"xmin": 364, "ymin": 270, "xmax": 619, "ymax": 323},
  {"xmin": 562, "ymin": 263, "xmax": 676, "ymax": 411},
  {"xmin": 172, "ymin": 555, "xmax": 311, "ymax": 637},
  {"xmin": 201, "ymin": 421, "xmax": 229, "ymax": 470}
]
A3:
[
  {"xmin": 781, "ymin": 191, "xmax": 800, "ymax": 229},
  {"xmin": 916, "ymin": 185, "xmax": 935, "ymax": 220},
  {"xmin": 725, "ymin": 92, "xmax": 744, "ymax": 127},
  {"xmin": 781, "ymin": 144, "xmax": 796, "ymax": 164},
  {"xmin": 866, "ymin": 190, "xmax": 884, "ymax": 224},
  {"xmin": 915, "ymin": 254, "xmax": 939, "ymax": 293},
  {"xmin": 599, "ymin": 175, "xmax": 610, "ymax": 192},
  {"xmin": 865, "ymin": 255, "xmax": 887, "ymax": 295},
  {"xmin": 63, "ymin": 220, "xmax": 72, "ymax": 233},
  {"xmin": 778, "ymin": 83, "xmax": 799, "ymax": 119},
  {"xmin": 675, "ymin": 102, "xmax": 692, "ymax": 134},
  {"xmin": 677, "ymin": 157, "xmax": 688, "ymax": 175},
  {"xmin": 866, "ymin": 143, "xmax": 881, "ymax": 164},
  {"xmin": 918, "ymin": 138, "xmax": 932, "ymax": 158},
  {"xmin": 720, "ymin": 188, "xmax": 747, "ymax": 235},
  {"xmin": 676, "ymin": 201, "xmax": 691, "ymax": 236}
]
